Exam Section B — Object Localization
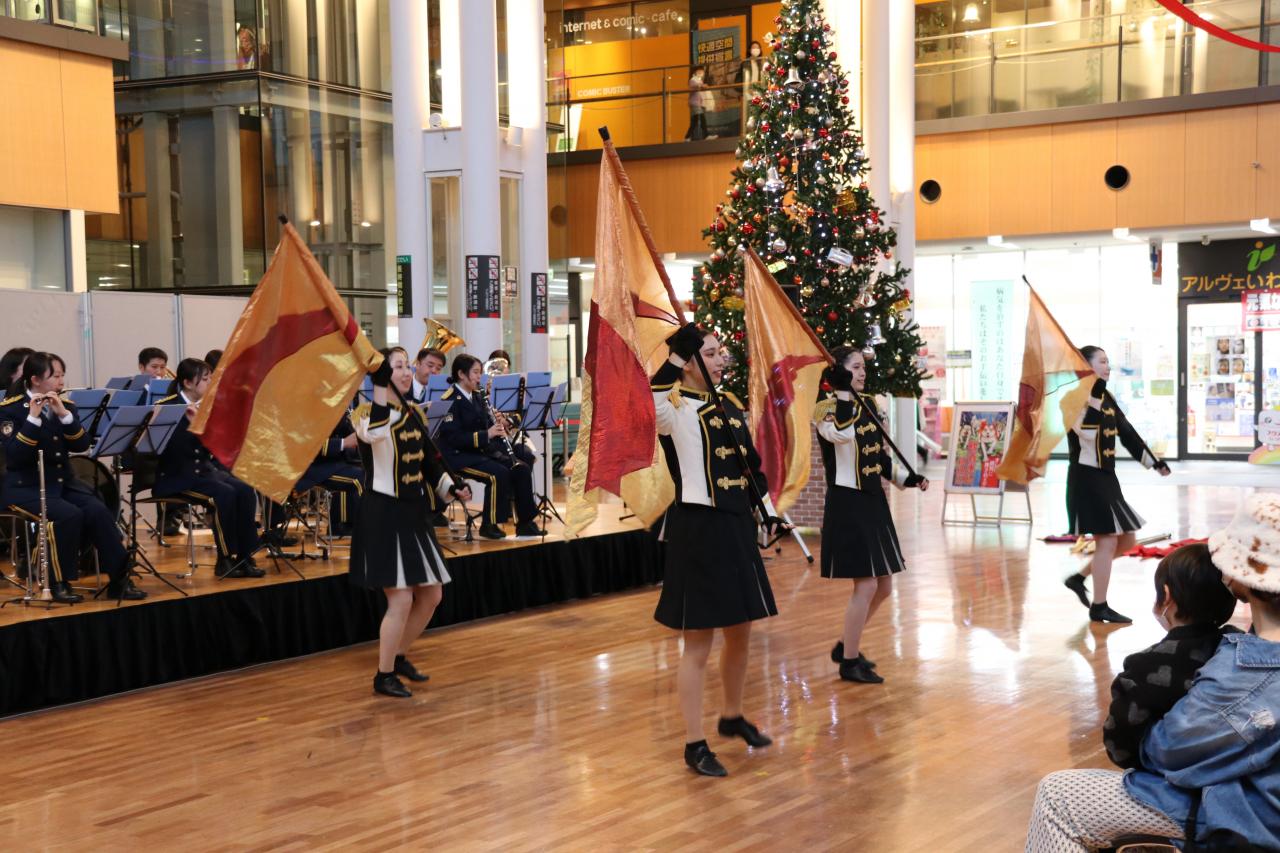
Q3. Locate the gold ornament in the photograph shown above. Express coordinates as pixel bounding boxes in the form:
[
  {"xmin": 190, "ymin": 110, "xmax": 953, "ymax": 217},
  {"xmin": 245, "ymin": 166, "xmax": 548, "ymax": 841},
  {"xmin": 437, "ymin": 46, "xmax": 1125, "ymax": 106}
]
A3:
[
  {"xmin": 722, "ymin": 296, "xmax": 745, "ymax": 311},
  {"xmin": 800, "ymin": 286, "xmax": 814, "ymax": 298}
]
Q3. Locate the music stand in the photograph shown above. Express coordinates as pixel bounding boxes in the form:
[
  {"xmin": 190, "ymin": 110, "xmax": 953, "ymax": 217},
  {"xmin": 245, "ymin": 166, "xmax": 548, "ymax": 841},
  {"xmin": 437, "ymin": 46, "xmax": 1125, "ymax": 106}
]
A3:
[
  {"xmin": 146, "ymin": 377, "xmax": 174, "ymax": 404},
  {"xmin": 67, "ymin": 389, "xmax": 111, "ymax": 444},
  {"xmin": 522, "ymin": 383, "xmax": 566, "ymax": 530},
  {"xmin": 426, "ymin": 374, "xmax": 450, "ymax": 402},
  {"xmin": 425, "ymin": 400, "xmax": 480, "ymax": 543},
  {"xmin": 489, "ymin": 374, "xmax": 522, "ymax": 414},
  {"xmin": 126, "ymin": 374, "xmax": 155, "ymax": 392},
  {"xmin": 525, "ymin": 371, "xmax": 552, "ymax": 390},
  {"xmin": 92, "ymin": 405, "xmax": 187, "ymax": 603},
  {"xmin": 104, "ymin": 376, "xmax": 131, "ymax": 391}
]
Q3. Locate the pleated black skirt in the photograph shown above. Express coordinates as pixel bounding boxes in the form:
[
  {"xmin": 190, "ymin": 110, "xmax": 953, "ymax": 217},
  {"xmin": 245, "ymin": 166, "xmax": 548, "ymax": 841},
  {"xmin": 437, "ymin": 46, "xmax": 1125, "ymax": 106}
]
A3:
[
  {"xmin": 348, "ymin": 491, "xmax": 452, "ymax": 589},
  {"xmin": 1066, "ymin": 464, "xmax": 1145, "ymax": 536},
  {"xmin": 654, "ymin": 504, "xmax": 777, "ymax": 631},
  {"xmin": 820, "ymin": 485, "xmax": 906, "ymax": 579}
]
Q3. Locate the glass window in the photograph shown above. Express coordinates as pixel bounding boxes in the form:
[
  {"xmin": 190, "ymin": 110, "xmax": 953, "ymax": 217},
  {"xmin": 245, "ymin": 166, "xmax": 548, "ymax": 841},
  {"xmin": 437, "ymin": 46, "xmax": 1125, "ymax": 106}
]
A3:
[
  {"xmin": 499, "ymin": 175, "xmax": 521, "ymax": 367},
  {"xmin": 428, "ymin": 175, "xmax": 461, "ymax": 322},
  {"xmin": 53, "ymin": 0, "xmax": 96, "ymax": 31},
  {"xmin": 0, "ymin": 206, "xmax": 66, "ymax": 291},
  {"xmin": 2, "ymin": 1, "xmax": 48, "ymax": 23},
  {"xmin": 260, "ymin": 0, "xmax": 391, "ymax": 91}
]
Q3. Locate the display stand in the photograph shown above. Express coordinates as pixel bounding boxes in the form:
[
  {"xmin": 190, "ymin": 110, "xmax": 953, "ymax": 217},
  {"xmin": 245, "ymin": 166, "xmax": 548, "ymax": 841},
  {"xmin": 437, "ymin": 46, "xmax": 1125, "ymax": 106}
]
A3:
[
  {"xmin": 939, "ymin": 400, "xmax": 1022, "ymax": 527},
  {"xmin": 941, "ymin": 481, "xmax": 1033, "ymax": 526}
]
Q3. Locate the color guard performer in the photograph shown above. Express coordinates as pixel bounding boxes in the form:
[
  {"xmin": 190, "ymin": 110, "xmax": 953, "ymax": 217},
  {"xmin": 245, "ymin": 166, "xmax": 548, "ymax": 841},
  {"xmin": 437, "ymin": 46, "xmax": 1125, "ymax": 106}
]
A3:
[
  {"xmin": 816, "ymin": 348, "xmax": 926, "ymax": 685},
  {"xmin": 351, "ymin": 347, "xmax": 470, "ymax": 699},
  {"xmin": 1062, "ymin": 346, "xmax": 1170, "ymax": 624},
  {"xmin": 653, "ymin": 323, "xmax": 783, "ymax": 778},
  {"xmin": 0, "ymin": 352, "xmax": 145, "ymax": 601}
]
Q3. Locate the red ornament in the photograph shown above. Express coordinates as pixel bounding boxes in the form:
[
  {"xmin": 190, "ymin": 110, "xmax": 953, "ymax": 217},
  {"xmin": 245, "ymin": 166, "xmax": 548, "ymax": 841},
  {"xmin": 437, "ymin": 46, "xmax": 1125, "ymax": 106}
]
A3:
[
  {"xmin": 778, "ymin": 155, "xmax": 790, "ymax": 168},
  {"xmin": 714, "ymin": 221, "xmax": 725, "ymax": 232},
  {"xmin": 751, "ymin": 95, "xmax": 763, "ymax": 107},
  {"xmin": 827, "ymin": 311, "xmax": 838, "ymax": 322},
  {"xmin": 731, "ymin": 189, "xmax": 741, "ymax": 200},
  {"xmin": 733, "ymin": 330, "xmax": 744, "ymax": 341},
  {"xmin": 885, "ymin": 251, "xmax": 892, "ymax": 259},
  {"xmin": 776, "ymin": 65, "xmax": 787, "ymax": 77},
  {"xmin": 760, "ymin": 121, "xmax": 771, "ymax": 132},
  {"xmin": 803, "ymin": 248, "xmax": 813, "ymax": 256},
  {"xmin": 829, "ymin": 52, "xmax": 837, "ymax": 60},
  {"xmin": 818, "ymin": 128, "xmax": 829, "ymax": 138},
  {"xmin": 841, "ymin": 96, "xmax": 850, "ymax": 105},
  {"xmin": 815, "ymin": 326, "xmax": 825, "ymax": 335},
  {"xmin": 741, "ymin": 223, "xmax": 755, "ymax": 235},
  {"xmin": 792, "ymin": 275, "xmax": 802, "ymax": 285},
  {"xmin": 811, "ymin": 39, "xmax": 820, "ymax": 49}
]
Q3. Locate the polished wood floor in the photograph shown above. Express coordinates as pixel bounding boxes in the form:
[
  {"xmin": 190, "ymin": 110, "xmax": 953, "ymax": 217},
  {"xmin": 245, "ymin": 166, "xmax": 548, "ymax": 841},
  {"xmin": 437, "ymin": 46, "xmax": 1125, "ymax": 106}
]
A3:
[{"xmin": 0, "ymin": 462, "xmax": 1266, "ymax": 851}]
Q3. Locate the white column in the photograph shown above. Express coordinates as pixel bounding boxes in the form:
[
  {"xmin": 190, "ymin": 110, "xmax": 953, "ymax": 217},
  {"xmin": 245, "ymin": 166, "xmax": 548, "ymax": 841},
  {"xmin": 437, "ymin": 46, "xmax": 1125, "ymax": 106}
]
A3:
[
  {"xmin": 459, "ymin": 0, "xmax": 503, "ymax": 360},
  {"xmin": 888, "ymin": 0, "xmax": 918, "ymax": 464},
  {"xmin": 509, "ymin": 0, "xmax": 549, "ymax": 372},
  {"xmin": 66, "ymin": 210, "xmax": 87, "ymax": 293},
  {"xmin": 391, "ymin": 0, "xmax": 431, "ymax": 350},
  {"xmin": 440, "ymin": 0, "xmax": 463, "ymax": 126},
  {"xmin": 212, "ymin": 105, "xmax": 245, "ymax": 285},
  {"xmin": 821, "ymin": 0, "xmax": 861, "ymax": 120}
]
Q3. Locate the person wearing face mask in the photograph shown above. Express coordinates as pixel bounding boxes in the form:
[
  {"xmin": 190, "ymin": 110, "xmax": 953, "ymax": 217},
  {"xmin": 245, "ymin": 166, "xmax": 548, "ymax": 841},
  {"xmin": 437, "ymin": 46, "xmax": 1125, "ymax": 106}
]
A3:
[
  {"xmin": 738, "ymin": 41, "xmax": 766, "ymax": 132},
  {"xmin": 1061, "ymin": 345, "xmax": 1171, "ymax": 624},
  {"xmin": 1101, "ymin": 543, "xmax": 1240, "ymax": 771},
  {"xmin": 684, "ymin": 65, "xmax": 711, "ymax": 141}
]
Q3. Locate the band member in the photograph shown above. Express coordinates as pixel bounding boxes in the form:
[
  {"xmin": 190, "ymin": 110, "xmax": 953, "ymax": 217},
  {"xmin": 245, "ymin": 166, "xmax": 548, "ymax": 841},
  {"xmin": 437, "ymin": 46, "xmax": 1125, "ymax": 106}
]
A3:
[
  {"xmin": 0, "ymin": 352, "xmax": 146, "ymax": 601},
  {"xmin": 0, "ymin": 347, "xmax": 33, "ymax": 389},
  {"xmin": 411, "ymin": 347, "xmax": 445, "ymax": 404},
  {"xmin": 1063, "ymin": 346, "xmax": 1171, "ymax": 624},
  {"xmin": 653, "ymin": 323, "xmax": 782, "ymax": 778},
  {"xmin": 153, "ymin": 358, "xmax": 264, "ymax": 579},
  {"xmin": 439, "ymin": 354, "xmax": 538, "ymax": 539},
  {"xmin": 138, "ymin": 347, "xmax": 169, "ymax": 378},
  {"xmin": 351, "ymin": 347, "xmax": 470, "ymax": 698},
  {"xmin": 296, "ymin": 413, "xmax": 362, "ymax": 537},
  {"xmin": 204, "ymin": 349, "xmax": 223, "ymax": 371},
  {"xmin": 817, "ymin": 348, "xmax": 927, "ymax": 685}
]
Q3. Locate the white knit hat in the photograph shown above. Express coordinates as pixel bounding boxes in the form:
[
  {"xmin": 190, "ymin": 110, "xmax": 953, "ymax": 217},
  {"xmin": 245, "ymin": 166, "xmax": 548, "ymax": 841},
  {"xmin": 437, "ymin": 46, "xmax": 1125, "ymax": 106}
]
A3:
[{"xmin": 1208, "ymin": 492, "xmax": 1280, "ymax": 594}]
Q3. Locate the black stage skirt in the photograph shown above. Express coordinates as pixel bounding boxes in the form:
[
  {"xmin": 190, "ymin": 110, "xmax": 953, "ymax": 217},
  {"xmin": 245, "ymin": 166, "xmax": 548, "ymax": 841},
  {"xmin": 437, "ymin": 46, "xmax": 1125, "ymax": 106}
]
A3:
[
  {"xmin": 820, "ymin": 486, "xmax": 906, "ymax": 579},
  {"xmin": 654, "ymin": 504, "xmax": 777, "ymax": 631},
  {"xmin": 348, "ymin": 491, "xmax": 452, "ymax": 590},
  {"xmin": 1066, "ymin": 464, "xmax": 1145, "ymax": 536}
]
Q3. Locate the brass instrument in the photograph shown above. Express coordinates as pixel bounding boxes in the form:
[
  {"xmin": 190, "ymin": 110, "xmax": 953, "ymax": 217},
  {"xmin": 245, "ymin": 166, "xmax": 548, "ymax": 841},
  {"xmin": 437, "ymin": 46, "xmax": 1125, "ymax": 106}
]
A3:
[
  {"xmin": 476, "ymin": 384, "xmax": 522, "ymax": 469},
  {"xmin": 162, "ymin": 367, "xmax": 176, "ymax": 380},
  {"xmin": 483, "ymin": 356, "xmax": 510, "ymax": 376},
  {"xmin": 34, "ymin": 449, "xmax": 52, "ymax": 602},
  {"xmin": 421, "ymin": 318, "xmax": 466, "ymax": 354}
]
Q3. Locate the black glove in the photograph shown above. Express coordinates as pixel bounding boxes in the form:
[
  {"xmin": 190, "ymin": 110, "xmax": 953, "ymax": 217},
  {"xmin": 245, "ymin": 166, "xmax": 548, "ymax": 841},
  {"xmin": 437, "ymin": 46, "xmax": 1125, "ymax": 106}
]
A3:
[
  {"xmin": 903, "ymin": 473, "xmax": 925, "ymax": 489},
  {"xmin": 828, "ymin": 365, "xmax": 853, "ymax": 392},
  {"xmin": 370, "ymin": 356, "xmax": 393, "ymax": 388},
  {"xmin": 666, "ymin": 322, "xmax": 705, "ymax": 361},
  {"xmin": 1154, "ymin": 460, "xmax": 1170, "ymax": 474},
  {"xmin": 1090, "ymin": 377, "xmax": 1107, "ymax": 399}
]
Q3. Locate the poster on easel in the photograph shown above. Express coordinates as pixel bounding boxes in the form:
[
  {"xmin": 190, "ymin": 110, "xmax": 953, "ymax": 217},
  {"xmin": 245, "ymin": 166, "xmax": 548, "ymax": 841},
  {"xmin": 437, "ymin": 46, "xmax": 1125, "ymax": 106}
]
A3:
[{"xmin": 943, "ymin": 401, "xmax": 1015, "ymax": 495}]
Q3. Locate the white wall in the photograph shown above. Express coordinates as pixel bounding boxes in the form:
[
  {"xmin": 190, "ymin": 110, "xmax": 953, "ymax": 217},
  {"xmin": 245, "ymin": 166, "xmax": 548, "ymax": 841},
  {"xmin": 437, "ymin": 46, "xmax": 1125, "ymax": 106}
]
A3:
[{"xmin": 0, "ymin": 206, "xmax": 66, "ymax": 291}]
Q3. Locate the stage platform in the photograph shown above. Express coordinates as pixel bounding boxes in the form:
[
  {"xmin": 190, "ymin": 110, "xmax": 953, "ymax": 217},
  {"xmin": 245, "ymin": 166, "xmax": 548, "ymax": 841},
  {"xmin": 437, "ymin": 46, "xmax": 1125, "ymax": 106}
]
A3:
[{"xmin": 0, "ymin": 504, "xmax": 659, "ymax": 717}]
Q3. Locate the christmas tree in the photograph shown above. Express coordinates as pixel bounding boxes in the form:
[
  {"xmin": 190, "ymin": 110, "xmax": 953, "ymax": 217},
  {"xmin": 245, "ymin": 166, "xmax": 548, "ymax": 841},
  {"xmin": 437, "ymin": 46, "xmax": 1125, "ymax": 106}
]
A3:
[{"xmin": 693, "ymin": 0, "xmax": 926, "ymax": 400}]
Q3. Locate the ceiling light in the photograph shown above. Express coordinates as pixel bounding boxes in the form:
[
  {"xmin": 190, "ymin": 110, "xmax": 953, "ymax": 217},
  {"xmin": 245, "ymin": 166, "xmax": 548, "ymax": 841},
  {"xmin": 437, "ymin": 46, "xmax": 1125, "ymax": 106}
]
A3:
[
  {"xmin": 1251, "ymin": 218, "xmax": 1277, "ymax": 234},
  {"xmin": 309, "ymin": 219, "xmax": 321, "ymax": 227},
  {"xmin": 962, "ymin": 4, "xmax": 980, "ymax": 23}
]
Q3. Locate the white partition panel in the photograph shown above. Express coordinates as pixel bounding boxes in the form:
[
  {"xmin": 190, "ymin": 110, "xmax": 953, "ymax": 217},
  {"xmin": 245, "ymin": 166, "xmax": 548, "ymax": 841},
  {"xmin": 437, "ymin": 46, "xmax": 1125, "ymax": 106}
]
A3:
[
  {"xmin": 178, "ymin": 294, "xmax": 248, "ymax": 364},
  {"xmin": 0, "ymin": 291, "xmax": 89, "ymax": 388},
  {"xmin": 88, "ymin": 291, "xmax": 179, "ymax": 387}
]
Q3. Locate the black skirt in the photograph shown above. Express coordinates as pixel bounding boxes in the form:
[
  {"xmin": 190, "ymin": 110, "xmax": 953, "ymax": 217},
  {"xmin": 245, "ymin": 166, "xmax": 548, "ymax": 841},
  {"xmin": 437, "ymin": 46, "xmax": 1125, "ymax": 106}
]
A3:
[
  {"xmin": 1066, "ymin": 464, "xmax": 1145, "ymax": 536},
  {"xmin": 820, "ymin": 485, "xmax": 906, "ymax": 579},
  {"xmin": 654, "ymin": 504, "xmax": 777, "ymax": 631},
  {"xmin": 348, "ymin": 490, "xmax": 452, "ymax": 590}
]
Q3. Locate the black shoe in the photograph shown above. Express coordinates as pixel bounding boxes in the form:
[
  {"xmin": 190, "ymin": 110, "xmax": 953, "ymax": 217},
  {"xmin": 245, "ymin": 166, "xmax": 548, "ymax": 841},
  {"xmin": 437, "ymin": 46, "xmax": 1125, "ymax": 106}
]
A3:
[
  {"xmin": 1064, "ymin": 573, "xmax": 1090, "ymax": 609},
  {"xmin": 430, "ymin": 513, "xmax": 450, "ymax": 529},
  {"xmin": 1089, "ymin": 602, "xmax": 1133, "ymax": 624},
  {"xmin": 215, "ymin": 557, "xmax": 250, "ymax": 579},
  {"xmin": 373, "ymin": 671, "xmax": 412, "ymax": 698},
  {"xmin": 107, "ymin": 577, "xmax": 147, "ymax": 601},
  {"xmin": 51, "ymin": 581, "xmax": 83, "ymax": 604},
  {"xmin": 162, "ymin": 517, "xmax": 183, "ymax": 538},
  {"xmin": 839, "ymin": 658, "xmax": 885, "ymax": 684},
  {"xmin": 683, "ymin": 740, "xmax": 727, "ymax": 777},
  {"xmin": 393, "ymin": 654, "xmax": 429, "ymax": 683},
  {"xmin": 717, "ymin": 716, "xmax": 773, "ymax": 748},
  {"xmin": 15, "ymin": 554, "xmax": 28, "ymax": 580},
  {"xmin": 830, "ymin": 641, "xmax": 876, "ymax": 669},
  {"xmin": 478, "ymin": 523, "xmax": 507, "ymax": 540},
  {"xmin": 240, "ymin": 558, "xmax": 267, "ymax": 578},
  {"xmin": 514, "ymin": 521, "xmax": 542, "ymax": 537}
]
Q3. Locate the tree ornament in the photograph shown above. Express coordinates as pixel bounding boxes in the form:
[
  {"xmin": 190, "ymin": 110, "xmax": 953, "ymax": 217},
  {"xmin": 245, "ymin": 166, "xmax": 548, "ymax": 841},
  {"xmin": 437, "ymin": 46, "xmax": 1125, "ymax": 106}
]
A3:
[
  {"xmin": 820, "ymin": 276, "xmax": 829, "ymax": 286},
  {"xmin": 796, "ymin": 49, "xmax": 807, "ymax": 60},
  {"xmin": 827, "ymin": 310, "xmax": 838, "ymax": 322},
  {"xmin": 702, "ymin": 273, "xmax": 713, "ymax": 285},
  {"xmin": 741, "ymin": 223, "xmax": 755, "ymax": 235},
  {"xmin": 754, "ymin": 177, "xmax": 766, "ymax": 188},
  {"xmin": 800, "ymin": 286, "xmax": 814, "ymax": 298},
  {"xmin": 770, "ymin": 237, "xmax": 787, "ymax": 254},
  {"xmin": 760, "ymin": 121, "xmax": 770, "ymax": 133},
  {"xmin": 815, "ymin": 326, "xmax": 824, "ymax": 335}
]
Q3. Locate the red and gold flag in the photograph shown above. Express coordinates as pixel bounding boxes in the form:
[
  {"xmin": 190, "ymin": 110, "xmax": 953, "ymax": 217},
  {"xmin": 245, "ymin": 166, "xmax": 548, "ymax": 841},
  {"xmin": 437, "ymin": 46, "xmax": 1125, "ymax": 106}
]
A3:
[
  {"xmin": 190, "ymin": 222, "xmax": 381, "ymax": 502},
  {"xmin": 996, "ymin": 285, "xmax": 1093, "ymax": 484},
  {"xmin": 565, "ymin": 134, "xmax": 683, "ymax": 536},
  {"xmin": 743, "ymin": 249, "xmax": 830, "ymax": 514}
]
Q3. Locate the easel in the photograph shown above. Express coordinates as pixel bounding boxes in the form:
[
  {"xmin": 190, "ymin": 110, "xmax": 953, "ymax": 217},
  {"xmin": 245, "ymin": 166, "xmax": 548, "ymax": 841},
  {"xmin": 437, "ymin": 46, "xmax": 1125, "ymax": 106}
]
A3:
[{"xmin": 941, "ymin": 480, "xmax": 1032, "ymax": 526}]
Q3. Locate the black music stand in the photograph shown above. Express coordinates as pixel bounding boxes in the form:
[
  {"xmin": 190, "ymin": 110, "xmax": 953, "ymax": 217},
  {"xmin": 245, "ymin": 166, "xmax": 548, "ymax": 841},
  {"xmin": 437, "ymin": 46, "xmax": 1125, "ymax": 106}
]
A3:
[
  {"xmin": 522, "ymin": 383, "xmax": 566, "ymax": 531},
  {"xmin": 426, "ymin": 400, "xmax": 480, "ymax": 543},
  {"xmin": 67, "ymin": 389, "xmax": 111, "ymax": 443},
  {"xmin": 92, "ymin": 405, "xmax": 187, "ymax": 603}
]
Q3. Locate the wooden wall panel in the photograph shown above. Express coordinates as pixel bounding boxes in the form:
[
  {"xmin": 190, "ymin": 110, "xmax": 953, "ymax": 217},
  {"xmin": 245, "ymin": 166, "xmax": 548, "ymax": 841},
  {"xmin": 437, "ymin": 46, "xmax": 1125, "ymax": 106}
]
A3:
[
  {"xmin": 987, "ymin": 125, "xmax": 1052, "ymax": 236},
  {"xmin": 1184, "ymin": 105, "xmax": 1256, "ymax": 224},
  {"xmin": 1255, "ymin": 102, "xmax": 1280, "ymax": 221},
  {"xmin": 1050, "ymin": 120, "xmax": 1116, "ymax": 233},
  {"xmin": 59, "ymin": 50, "xmax": 118, "ymax": 214},
  {"xmin": 914, "ymin": 130, "xmax": 989, "ymax": 241},
  {"xmin": 0, "ymin": 40, "xmax": 68, "ymax": 210},
  {"xmin": 1116, "ymin": 111, "xmax": 1185, "ymax": 229}
]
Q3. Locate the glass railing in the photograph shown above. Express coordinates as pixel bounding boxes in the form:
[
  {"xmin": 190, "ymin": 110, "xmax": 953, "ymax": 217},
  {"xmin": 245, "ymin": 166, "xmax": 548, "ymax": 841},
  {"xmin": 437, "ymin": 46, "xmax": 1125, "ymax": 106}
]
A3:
[{"xmin": 915, "ymin": 0, "xmax": 1279, "ymax": 121}]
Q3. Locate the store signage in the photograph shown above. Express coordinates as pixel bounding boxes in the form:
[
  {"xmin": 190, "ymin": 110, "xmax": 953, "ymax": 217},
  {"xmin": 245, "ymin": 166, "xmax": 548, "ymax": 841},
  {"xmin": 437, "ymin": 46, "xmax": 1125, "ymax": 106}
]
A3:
[
  {"xmin": 560, "ymin": 6, "xmax": 684, "ymax": 36},
  {"xmin": 1178, "ymin": 237, "xmax": 1280, "ymax": 300},
  {"xmin": 531, "ymin": 272, "xmax": 548, "ymax": 334},
  {"xmin": 466, "ymin": 254, "xmax": 501, "ymax": 319},
  {"xmin": 395, "ymin": 255, "xmax": 412, "ymax": 318},
  {"xmin": 971, "ymin": 279, "xmax": 1013, "ymax": 400},
  {"xmin": 1243, "ymin": 289, "xmax": 1280, "ymax": 332}
]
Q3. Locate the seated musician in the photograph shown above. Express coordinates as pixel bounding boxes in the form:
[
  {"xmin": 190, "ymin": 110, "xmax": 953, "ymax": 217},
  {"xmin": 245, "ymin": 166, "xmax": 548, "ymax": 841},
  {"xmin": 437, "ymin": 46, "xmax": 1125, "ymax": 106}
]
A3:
[
  {"xmin": 0, "ymin": 352, "xmax": 146, "ymax": 601},
  {"xmin": 265, "ymin": 414, "xmax": 363, "ymax": 539},
  {"xmin": 153, "ymin": 358, "xmax": 264, "ymax": 579},
  {"xmin": 439, "ymin": 353, "xmax": 538, "ymax": 540},
  {"xmin": 204, "ymin": 349, "xmax": 222, "ymax": 371},
  {"xmin": 411, "ymin": 348, "xmax": 445, "ymax": 405},
  {"xmin": 138, "ymin": 347, "xmax": 169, "ymax": 378}
]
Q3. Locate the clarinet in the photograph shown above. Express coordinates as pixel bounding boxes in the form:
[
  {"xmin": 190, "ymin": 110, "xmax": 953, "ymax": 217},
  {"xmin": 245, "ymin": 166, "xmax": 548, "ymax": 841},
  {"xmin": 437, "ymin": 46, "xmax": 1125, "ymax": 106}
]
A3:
[{"xmin": 477, "ymin": 385, "xmax": 522, "ymax": 469}]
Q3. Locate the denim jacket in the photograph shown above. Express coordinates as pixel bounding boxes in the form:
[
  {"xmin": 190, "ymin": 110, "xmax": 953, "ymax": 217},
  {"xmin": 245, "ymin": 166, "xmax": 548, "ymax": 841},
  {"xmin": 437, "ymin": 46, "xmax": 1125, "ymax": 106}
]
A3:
[{"xmin": 1124, "ymin": 632, "xmax": 1280, "ymax": 848}]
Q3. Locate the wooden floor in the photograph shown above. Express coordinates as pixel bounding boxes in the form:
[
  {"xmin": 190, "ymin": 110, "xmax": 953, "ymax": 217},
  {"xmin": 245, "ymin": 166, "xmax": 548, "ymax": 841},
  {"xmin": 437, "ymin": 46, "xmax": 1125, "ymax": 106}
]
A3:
[{"xmin": 0, "ymin": 462, "xmax": 1266, "ymax": 851}]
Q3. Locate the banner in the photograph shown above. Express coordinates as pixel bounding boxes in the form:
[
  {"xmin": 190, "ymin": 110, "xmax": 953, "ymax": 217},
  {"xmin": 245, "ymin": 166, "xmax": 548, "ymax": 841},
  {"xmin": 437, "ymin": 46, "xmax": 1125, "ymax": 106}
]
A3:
[
  {"xmin": 466, "ymin": 255, "xmax": 501, "ymax": 318},
  {"xmin": 971, "ymin": 279, "xmax": 1013, "ymax": 400}
]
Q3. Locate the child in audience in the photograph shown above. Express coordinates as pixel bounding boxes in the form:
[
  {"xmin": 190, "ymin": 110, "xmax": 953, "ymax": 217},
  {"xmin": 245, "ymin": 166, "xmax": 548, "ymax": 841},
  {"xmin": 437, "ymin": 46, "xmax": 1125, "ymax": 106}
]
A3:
[{"xmin": 1102, "ymin": 543, "xmax": 1239, "ymax": 769}]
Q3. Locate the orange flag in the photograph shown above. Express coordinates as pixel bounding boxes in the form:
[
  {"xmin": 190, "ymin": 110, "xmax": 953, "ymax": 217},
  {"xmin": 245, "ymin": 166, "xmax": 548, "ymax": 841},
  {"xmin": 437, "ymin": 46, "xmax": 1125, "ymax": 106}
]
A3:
[
  {"xmin": 190, "ymin": 222, "xmax": 381, "ymax": 502},
  {"xmin": 743, "ymin": 249, "xmax": 830, "ymax": 514},
  {"xmin": 565, "ymin": 134, "xmax": 684, "ymax": 537},
  {"xmin": 996, "ymin": 285, "xmax": 1093, "ymax": 484}
]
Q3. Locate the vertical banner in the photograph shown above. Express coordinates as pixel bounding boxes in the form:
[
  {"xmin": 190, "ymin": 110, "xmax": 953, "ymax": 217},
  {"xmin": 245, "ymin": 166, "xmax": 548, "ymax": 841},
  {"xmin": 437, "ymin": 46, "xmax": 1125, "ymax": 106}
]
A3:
[
  {"xmin": 531, "ymin": 272, "xmax": 548, "ymax": 334},
  {"xmin": 466, "ymin": 254, "xmax": 501, "ymax": 318},
  {"xmin": 1149, "ymin": 239, "xmax": 1163, "ymax": 287},
  {"xmin": 691, "ymin": 26, "xmax": 741, "ymax": 138},
  {"xmin": 395, "ymin": 255, "xmax": 412, "ymax": 318},
  {"xmin": 971, "ymin": 279, "xmax": 1013, "ymax": 400}
]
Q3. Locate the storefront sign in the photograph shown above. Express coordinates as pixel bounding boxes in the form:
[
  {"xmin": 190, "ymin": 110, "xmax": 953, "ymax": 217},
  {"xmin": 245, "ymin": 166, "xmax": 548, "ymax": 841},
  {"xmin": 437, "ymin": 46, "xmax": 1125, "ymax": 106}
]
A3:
[
  {"xmin": 395, "ymin": 255, "xmax": 412, "ymax": 318},
  {"xmin": 1243, "ymin": 289, "xmax": 1280, "ymax": 331},
  {"xmin": 971, "ymin": 279, "xmax": 1013, "ymax": 400},
  {"xmin": 560, "ymin": 6, "xmax": 685, "ymax": 37},
  {"xmin": 531, "ymin": 273, "xmax": 548, "ymax": 334},
  {"xmin": 466, "ymin": 255, "xmax": 501, "ymax": 319},
  {"xmin": 1178, "ymin": 237, "xmax": 1280, "ymax": 299}
]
